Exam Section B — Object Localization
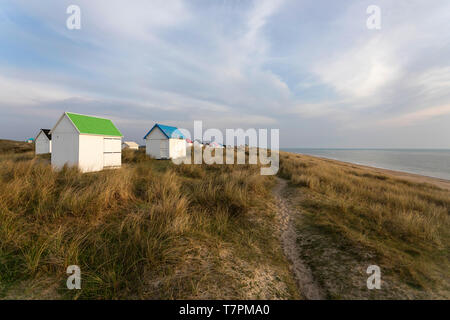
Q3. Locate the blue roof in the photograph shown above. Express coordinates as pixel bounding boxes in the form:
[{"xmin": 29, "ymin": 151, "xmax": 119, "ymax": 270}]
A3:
[{"xmin": 143, "ymin": 123, "xmax": 185, "ymax": 139}]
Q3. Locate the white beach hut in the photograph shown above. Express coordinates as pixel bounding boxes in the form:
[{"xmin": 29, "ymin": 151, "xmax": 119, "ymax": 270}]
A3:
[
  {"xmin": 35, "ymin": 129, "xmax": 52, "ymax": 154},
  {"xmin": 143, "ymin": 123, "xmax": 186, "ymax": 159},
  {"xmin": 122, "ymin": 141, "xmax": 139, "ymax": 150},
  {"xmin": 193, "ymin": 139, "xmax": 203, "ymax": 147},
  {"xmin": 50, "ymin": 112, "xmax": 123, "ymax": 173}
]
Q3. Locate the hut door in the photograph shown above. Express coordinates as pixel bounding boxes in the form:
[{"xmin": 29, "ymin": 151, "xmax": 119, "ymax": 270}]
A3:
[
  {"xmin": 104, "ymin": 138, "xmax": 122, "ymax": 167},
  {"xmin": 160, "ymin": 140, "xmax": 169, "ymax": 159}
]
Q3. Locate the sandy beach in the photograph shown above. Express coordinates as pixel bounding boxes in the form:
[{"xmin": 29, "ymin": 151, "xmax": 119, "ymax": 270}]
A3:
[{"xmin": 296, "ymin": 153, "xmax": 450, "ymax": 191}]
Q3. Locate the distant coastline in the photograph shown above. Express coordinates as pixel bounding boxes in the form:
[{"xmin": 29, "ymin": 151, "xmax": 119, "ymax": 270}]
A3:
[{"xmin": 282, "ymin": 148, "xmax": 450, "ymax": 187}]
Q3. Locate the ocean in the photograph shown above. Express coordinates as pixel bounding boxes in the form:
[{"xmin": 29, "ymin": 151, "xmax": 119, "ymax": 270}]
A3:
[{"xmin": 282, "ymin": 148, "xmax": 450, "ymax": 181}]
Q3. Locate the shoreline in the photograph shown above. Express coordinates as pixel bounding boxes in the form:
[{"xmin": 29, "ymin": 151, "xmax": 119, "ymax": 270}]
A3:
[{"xmin": 284, "ymin": 151, "xmax": 450, "ymax": 191}]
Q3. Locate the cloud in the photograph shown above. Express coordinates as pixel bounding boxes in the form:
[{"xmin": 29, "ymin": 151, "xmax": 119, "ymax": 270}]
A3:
[
  {"xmin": 1, "ymin": 0, "xmax": 450, "ymax": 147},
  {"xmin": 414, "ymin": 66, "xmax": 450, "ymax": 98},
  {"xmin": 380, "ymin": 105, "xmax": 450, "ymax": 127},
  {"xmin": 243, "ymin": 0, "xmax": 285, "ymax": 55},
  {"xmin": 0, "ymin": 75, "xmax": 77, "ymax": 106},
  {"xmin": 313, "ymin": 35, "xmax": 400, "ymax": 99}
]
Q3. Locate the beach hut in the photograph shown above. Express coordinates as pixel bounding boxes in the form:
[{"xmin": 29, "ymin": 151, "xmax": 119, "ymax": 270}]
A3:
[
  {"xmin": 35, "ymin": 129, "xmax": 52, "ymax": 154},
  {"xmin": 122, "ymin": 141, "xmax": 139, "ymax": 150},
  {"xmin": 143, "ymin": 123, "xmax": 186, "ymax": 159},
  {"xmin": 193, "ymin": 139, "xmax": 203, "ymax": 147},
  {"xmin": 208, "ymin": 141, "xmax": 224, "ymax": 149},
  {"xmin": 50, "ymin": 112, "xmax": 123, "ymax": 173}
]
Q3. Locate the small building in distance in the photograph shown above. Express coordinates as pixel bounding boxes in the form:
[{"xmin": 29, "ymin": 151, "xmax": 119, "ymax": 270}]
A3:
[
  {"xmin": 143, "ymin": 123, "xmax": 186, "ymax": 159},
  {"xmin": 50, "ymin": 112, "xmax": 123, "ymax": 173},
  {"xmin": 208, "ymin": 141, "xmax": 224, "ymax": 149},
  {"xmin": 122, "ymin": 141, "xmax": 139, "ymax": 150},
  {"xmin": 35, "ymin": 129, "xmax": 52, "ymax": 154},
  {"xmin": 193, "ymin": 139, "xmax": 203, "ymax": 147}
]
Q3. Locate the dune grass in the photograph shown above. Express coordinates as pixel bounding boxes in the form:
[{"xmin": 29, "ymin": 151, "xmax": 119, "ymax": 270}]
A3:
[
  {"xmin": 1, "ymin": 140, "xmax": 448, "ymax": 299},
  {"xmin": 0, "ymin": 146, "xmax": 298, "ymax": 299},
  {"xmin": 0, "ymin": 139, "xmax": 33, "ymax": 154},
  {"xmin": 278, "ymin": 151, "xmax": 450, "ymax": 299}
]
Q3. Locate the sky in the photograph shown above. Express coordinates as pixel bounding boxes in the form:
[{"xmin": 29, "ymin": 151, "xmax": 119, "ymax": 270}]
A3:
[{"xmin": 0, "ymin": 0, "xmax": 449, "ymax": 148}]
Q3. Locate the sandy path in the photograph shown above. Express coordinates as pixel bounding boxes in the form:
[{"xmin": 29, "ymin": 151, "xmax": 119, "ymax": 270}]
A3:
[{"xmin": 273, "ymin": 177, "xmax": 325, "ymax": 300}]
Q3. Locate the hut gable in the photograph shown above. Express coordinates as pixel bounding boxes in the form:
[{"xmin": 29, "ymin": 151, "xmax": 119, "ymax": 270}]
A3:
[
  {"xmin": 36, "ymin": 129, "xmax": 52, "ymax": 141},
  {"xmin": 35, "ymin": 129, "xmax": 52, "ymax": 154}
]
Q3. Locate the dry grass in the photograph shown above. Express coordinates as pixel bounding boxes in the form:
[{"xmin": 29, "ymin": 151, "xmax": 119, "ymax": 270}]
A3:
[
  {"xmin": 0, "ymin": 142, "xmax": 298, "ymax": 299},
  {"xmin": 279, "ymin": 151, "xmax": 450, "ymax": 299},
  {"xmin": 0, "ymin": 139, "xmax": 33, "ymax": 154},
  {"xmin": 2, "ymin": 139, "xmax": 447, "ymax": 299}
]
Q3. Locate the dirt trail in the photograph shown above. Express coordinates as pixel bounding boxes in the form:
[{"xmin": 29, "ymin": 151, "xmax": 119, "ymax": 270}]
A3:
[{"xmin": 273, "ymin": 177, "xmax": 325, "ymax": 300}]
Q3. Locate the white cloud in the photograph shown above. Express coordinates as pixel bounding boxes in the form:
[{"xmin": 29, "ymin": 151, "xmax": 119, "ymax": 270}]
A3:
[
  {"xmin": 414, "ymin": 66, "xmax": 450, "ymax": 97},
  {"xmin": 314, "ymin": 35, "xmax": 400, "ymax": 99},
  {"xmin": 380, "ymin": 105, "xmax": 450, "ymax": 127},
  {"xmin": 243, "ymin": 0, "xmax": 285, "ymax": 56},
  {"xmin": 0, "ymin": 75, "xmax": 76, "ymax": 106},
  {"xmin": 82, "ymin": 0, "xmax": 190, "ymax": 41}
]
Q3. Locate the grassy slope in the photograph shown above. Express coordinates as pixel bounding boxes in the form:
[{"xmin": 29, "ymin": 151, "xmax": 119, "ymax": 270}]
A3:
[
  {"xmin": 279, "ymin": 151, "xmax": 450, "ymax": 299},
  {"xmin": 0, "ymin": 139, "xmax": 448, "ymax": 299},
  {"xmin": 0, "ymin": 142, "xmax": 298, "ymax": 299},
  {"xmin": 0, "ymin": 139, "xmax": 33, "ymax": 154},
  {"xmin": 0, "ymin": 139, "xmax": 33, "ymax": 156}
]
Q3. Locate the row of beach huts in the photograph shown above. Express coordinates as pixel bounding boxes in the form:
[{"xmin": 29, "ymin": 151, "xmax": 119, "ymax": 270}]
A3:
[{"xmin": 34, "ymin": 112, "xmax": 189, "ymax": 173}]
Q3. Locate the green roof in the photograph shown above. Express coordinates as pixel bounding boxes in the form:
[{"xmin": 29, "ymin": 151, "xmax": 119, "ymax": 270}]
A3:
[{"xmin": 66, "ymin": 112, "xmax": 122, "ymax": 137}]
